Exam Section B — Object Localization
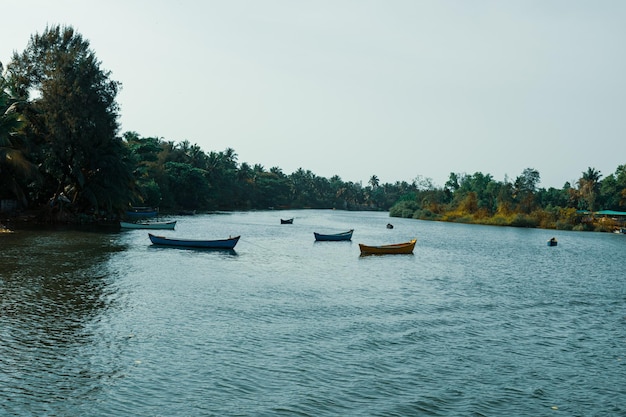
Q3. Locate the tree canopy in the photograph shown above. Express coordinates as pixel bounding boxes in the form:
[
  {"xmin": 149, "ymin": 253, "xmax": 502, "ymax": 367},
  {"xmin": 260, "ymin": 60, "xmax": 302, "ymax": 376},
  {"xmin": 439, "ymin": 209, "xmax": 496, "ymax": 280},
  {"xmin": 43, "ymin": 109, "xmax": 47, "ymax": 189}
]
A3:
[
  {"xmin": 5, "ymin": 25, "xmax": 136, "ymax": 220},
  {"xmin": 1, "ymin": 26, "xmax": 625, "ymax": 233}
]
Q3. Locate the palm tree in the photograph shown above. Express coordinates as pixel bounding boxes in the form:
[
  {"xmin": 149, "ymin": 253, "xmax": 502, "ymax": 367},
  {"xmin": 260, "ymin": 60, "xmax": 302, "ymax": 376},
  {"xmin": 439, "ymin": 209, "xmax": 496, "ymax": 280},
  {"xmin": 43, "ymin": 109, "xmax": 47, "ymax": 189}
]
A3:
[
  {"xmin": 0, "ymin": 67, "xmax": 37, "ymax": 207},
  {"xmin": 369, "ymin": 174, "xmax": 380, "ymax": 189},
  {"xmin": 577, "ymin": 167, "xmax": 602, "ymax": 211}
]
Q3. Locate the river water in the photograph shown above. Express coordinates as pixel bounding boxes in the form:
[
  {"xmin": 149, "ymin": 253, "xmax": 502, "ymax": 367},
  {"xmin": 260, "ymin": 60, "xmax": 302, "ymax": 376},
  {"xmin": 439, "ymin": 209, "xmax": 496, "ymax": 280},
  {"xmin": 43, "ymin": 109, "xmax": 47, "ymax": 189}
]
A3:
[{"xmin": 1, "ymin": 210, "xmax": 624, "ymax": 416}]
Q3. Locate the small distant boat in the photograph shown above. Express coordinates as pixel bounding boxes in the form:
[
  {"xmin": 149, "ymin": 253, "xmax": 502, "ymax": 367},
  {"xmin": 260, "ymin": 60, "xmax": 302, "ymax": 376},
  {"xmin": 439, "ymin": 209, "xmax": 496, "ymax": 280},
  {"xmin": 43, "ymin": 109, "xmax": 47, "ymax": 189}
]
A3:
[
  {"xmin": 614, "ymin": 228, "xmax": 626, "ymax": 234},
  {"xmin": 126, "ymin": 206, "xmax": 158, "ymax": 218},
  {"xmin": 359, "ymin": 239, "xmax": 416, "ymax": 255},
  {"xmin": 386, "ymin": 223, "xmax": 394, "ymax": 229},
  {"xmin": 120, "ymin": 221, "xmax": 176, "ymax": 230},
  {"xmin": 148, "ymin": 233, "xmax": 240, "ymax": 249},
  {"xmin": 281, "ymin": 218, "xmax": 294, "ymax": 224},
  {"xmin": 547, "ymin": 237, "xmax": 558, "ymax": 246},
  {"xmin": 314, "ymin": 229, "xmax": 354, "ymax": 241}
]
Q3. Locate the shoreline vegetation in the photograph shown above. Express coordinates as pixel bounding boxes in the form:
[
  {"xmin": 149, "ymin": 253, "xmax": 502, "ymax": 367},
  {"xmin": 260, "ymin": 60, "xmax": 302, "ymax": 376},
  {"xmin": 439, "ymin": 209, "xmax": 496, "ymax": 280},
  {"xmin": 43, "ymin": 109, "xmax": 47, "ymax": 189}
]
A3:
[
  {"xmin": 2, "ymin": 26, "xmax": 626, "ymax": 234},
  {"xmin": 1, "ymin": 206, "xmax": 624, "ymax": 235},
  {"xmin": 391, "ymin": 203, "xmax": 623, "ymax": 233},
  {"xmin": 387, "ymin": 168, "xmax": 626, "ymax": 233}
]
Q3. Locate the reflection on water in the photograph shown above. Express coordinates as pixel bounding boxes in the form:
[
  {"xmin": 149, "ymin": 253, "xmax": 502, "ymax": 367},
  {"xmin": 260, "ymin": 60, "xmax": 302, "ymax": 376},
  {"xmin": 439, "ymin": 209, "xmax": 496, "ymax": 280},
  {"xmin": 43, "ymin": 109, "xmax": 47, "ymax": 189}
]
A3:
[
  {"xmin": 147, "ymin": 245, "xmax": 238, "ymax": 256},
  {"xmin": 0, "ymin": 228, "xmax": 124, "ymax": 415}
]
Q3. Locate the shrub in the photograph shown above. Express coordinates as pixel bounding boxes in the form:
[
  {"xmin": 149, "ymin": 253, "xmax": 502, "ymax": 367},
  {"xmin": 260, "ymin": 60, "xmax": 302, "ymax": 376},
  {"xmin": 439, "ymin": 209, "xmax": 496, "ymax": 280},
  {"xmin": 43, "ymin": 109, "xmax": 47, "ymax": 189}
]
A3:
[
  {"xmin": 555, "ymin": 221, "xmax": 573, "ymax": 230},
  {"xmin": 510, "ymin": 214, "xmax": 539, "ymax": 228},
  {"xmin": 487, "ymin": 215, "xmax": 513, "ymax": 226},
  {"xmin": 401, "ymin": 209, "xmax": 414, "ymax": 218},
  {"xmin": 389, "ymin": 200, "xmax": 419, "ymax": 218},
  {"xmin": 413, "ymin": 209, "xmax": 439, "ymax": 220}
]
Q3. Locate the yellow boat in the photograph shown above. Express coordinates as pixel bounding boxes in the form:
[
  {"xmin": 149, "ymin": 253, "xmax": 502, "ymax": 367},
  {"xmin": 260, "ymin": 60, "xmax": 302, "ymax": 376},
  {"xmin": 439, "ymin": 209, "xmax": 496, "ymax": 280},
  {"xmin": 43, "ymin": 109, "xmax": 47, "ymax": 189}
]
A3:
[{"xmin": 359, "ymin": 239, "xmax": 416, "ymax": 255}]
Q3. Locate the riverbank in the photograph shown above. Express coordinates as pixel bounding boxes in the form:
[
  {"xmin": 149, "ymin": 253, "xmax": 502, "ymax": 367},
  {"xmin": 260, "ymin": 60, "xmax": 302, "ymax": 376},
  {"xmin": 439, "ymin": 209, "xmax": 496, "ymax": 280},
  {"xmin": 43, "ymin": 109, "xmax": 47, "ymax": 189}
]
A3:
[
  {"xmin": 0, "ymin": 207, "xmax": 119, "ymax": 230},
  {"xmin": 390, "ymin": 206, "xmax": 625, "ymax": 234}
]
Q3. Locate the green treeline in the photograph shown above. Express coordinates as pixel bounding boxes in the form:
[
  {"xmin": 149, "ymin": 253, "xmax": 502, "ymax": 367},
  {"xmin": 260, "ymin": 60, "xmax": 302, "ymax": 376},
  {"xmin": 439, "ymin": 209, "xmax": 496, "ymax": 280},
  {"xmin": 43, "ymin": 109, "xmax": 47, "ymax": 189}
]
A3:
[
  {"xmin": 389, "ymin": 167, "xmax": 626, "ymax": 232},
  {"xmin": 2, "ymin": 26, "xmax": 625, "ymax": 232},
  {"xmin": 0, "ymin": 25, "xmax": 410, "ymax": 222},
  {"xmin": 103, "ymin": 132, "xmax": 410, "ymax": 213}
]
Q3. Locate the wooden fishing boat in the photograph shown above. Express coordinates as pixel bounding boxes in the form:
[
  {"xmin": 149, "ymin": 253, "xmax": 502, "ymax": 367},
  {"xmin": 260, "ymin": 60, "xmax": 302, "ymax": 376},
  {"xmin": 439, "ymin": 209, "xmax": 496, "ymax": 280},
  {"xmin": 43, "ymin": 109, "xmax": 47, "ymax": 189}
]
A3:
[
  {"xmin": 148, "ymin": 233, "xmax": 240, "ymax": 249},
  {"xmin": 314, "ymin": 229, "xmax": 353, "ymax": 241},
  {"xmin": 281, "ymin": 218, "xmax": 294, "ymax": 224},
  {"xmin": 359, "ymin": 239, "xmax": 416, "ymax": 255},
  {"xmin": 120, "ymin": 221, "xmax": 176, "ymax": 230},
  {"xmin": 547, "ymin": 237, "xmax": 558, "ymax": 246}
]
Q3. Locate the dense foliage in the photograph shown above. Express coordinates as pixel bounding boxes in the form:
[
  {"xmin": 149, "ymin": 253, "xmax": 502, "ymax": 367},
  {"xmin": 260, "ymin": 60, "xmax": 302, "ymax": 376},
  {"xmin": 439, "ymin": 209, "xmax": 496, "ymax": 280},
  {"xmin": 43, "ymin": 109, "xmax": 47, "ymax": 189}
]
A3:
[
  {"xmin": 3, "ymin": 26, "xmax": 137, "ymax": 221},
  {"xmin": 120, "ymin": 131, "xmax": 407, "ymax": 212},
  {"xmin": 389, "ymin": 167, "xmax": 626, "ymax": 232},
  {"xmin": 1, "ymin": 26, "xmax": 625, "ymax": 232}
]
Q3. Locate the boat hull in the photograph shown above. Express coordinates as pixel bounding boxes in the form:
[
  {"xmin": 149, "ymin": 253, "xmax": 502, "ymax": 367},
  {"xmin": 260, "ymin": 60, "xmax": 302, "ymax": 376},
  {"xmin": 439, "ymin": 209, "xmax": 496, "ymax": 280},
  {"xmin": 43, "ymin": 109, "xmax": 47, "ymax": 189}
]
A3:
[
  {"xmin": 314, "ymin": 230, "xmax": 353, "ymax": 241},
  {"xmin": 359, "ymin": 239, "xmax": 416, "ymax": 255},
  {"xmin": 281, "ymin": 218, "xmax": 293, "ymax": 224},
  {"xmin": 126, "ymin": 207, "xmax": 158, "ymax": 218},
  {"xmin": 120, "ymin": 221, "xmax": 176, "ymax": 230},
  {"xmin": 148, "ymin": 233, "xmax": 240, "ymax": 249}
]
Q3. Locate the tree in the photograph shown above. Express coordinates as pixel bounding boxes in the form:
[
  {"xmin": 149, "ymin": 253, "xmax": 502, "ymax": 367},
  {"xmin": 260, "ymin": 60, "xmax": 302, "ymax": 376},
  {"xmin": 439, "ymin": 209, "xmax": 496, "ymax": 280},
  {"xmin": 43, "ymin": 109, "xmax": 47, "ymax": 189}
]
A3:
[
  {"xmin": 515, "ymin": 168, "xmax": 540, "ymax": 193},
  {"xmin": 577, "ymin": 167, "xmax": 602, "ymax": 211},
  {"xmin": 445, "ymin": 172, "xmax": 460, "ymax": 192},
  {"xmin": 413, "ymin": 175, "xmax": 435, "ymax": 191},
  {"xmin": 369, "ymin": 175, "xmax": 380, "ymax": 189},
  {"xmin": 205, "ymin": 148, "xmax": 239, "ymax": 209},
  {"xmin": 7, "ymin": 25, "xmax": 135, "ymax": 215},
  {"xmin": 164, "ymin": 161, "xmax": 210, "ymax": 208},
  {"xmin": 254, "ymin": 167, "xmax": 291, "ymax": 209},
  {"xmin": 614, "ymin": 165, "xmax": 626, "ymax": 209},
  {"xmin": 290, "ymin": 168, "xmax": 316, "ymax": 207},
  {"xmin": 513, "ymin": 168, "xmax": 540, "ymax": 213},
  {"xmin": 123, "ymin": 132, "xmax": 166, "ymax": 207},
  {"xmin": 0, "ymin": 64, "xmax": 38, "ymax": 207}
]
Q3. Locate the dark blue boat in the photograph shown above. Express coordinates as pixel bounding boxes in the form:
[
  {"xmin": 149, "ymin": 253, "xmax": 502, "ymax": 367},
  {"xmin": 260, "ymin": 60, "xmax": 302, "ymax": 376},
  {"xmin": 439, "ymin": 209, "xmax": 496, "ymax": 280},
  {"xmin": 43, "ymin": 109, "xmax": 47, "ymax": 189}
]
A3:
[
  {"xmin": 149, "ymin": 233, "xmax": 240, "ymax": 249},
  {"xmin": 126, "ymin": 207, "xmax": 158, "ymax": 218},
  {"xmin": 314, "ymin": 229, "xmax": 354, "ymax": 241}
]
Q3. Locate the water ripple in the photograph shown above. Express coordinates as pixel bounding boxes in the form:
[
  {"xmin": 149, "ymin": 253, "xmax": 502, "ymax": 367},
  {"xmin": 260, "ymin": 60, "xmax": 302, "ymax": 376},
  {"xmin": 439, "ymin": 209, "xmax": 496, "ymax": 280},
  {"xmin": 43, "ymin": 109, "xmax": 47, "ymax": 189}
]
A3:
[{"xmin": 2, "ymin": 213, "xmax": 625, "ymax": 416}]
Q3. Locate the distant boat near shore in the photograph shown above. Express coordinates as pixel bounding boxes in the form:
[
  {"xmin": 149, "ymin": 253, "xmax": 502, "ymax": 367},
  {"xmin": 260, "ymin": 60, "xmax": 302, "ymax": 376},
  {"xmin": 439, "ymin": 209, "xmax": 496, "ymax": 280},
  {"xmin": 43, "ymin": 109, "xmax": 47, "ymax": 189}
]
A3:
[
  {"xmin": 126, "ymin": 207, "xmax": 158, "ymax": 218},
  {"xmin": 120, "ymin": 221, "xmax": 176, "ymax": 230}
]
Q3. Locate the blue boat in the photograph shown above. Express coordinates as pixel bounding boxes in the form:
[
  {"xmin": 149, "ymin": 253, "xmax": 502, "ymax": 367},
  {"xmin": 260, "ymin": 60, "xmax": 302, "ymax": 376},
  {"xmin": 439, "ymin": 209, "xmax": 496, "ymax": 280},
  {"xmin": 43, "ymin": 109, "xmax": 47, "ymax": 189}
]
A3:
[
  {"xmin": 547, "ymin": 237, "xmax": 558, "ymax": 246},
  {"xmin": 148, "ymin": 233, "xmax": 240, "ymax": 249},
  {"xmin": 126, "ymin": 207, "xmax": 158, "ymax": 218},
  {"xmin": 314, "ymin": 229, "xmax": 354, "ymax": 241}
]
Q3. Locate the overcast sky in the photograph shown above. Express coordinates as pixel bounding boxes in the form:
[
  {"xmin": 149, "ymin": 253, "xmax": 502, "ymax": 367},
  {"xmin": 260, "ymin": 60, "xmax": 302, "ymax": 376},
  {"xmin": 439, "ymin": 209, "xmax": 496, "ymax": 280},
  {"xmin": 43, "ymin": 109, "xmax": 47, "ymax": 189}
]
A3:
[{"xmin": 2, "ymin": 0, "xmax": 625, "ymax": 189}]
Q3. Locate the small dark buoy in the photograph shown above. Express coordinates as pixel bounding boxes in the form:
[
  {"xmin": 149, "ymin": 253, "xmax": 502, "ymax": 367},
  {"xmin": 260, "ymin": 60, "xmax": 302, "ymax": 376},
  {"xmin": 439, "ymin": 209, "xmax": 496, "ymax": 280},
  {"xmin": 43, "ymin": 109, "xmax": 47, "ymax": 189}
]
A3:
[{"xmin": 386, "ymin": 223, "xmax": 394, "ymax": 229}]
